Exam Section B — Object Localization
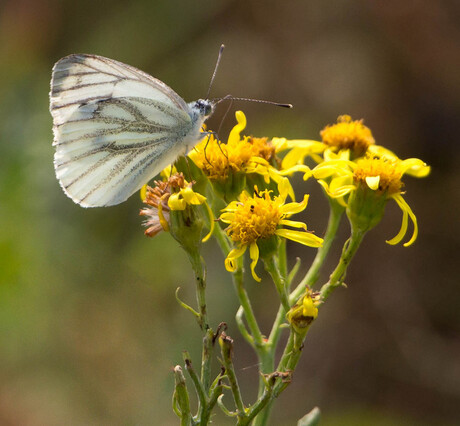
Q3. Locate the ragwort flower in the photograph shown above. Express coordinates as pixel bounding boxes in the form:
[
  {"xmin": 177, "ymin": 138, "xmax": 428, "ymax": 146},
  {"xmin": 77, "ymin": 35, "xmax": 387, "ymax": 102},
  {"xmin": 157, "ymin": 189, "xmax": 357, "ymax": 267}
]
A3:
[
  {"xmin": 278, "ymin": 115, "xmax": 377, "ymax": 169},
  {"xmin": 220, "ymin": 178, "xmax": 323, "ymax": 282},
  {"xmin": 188, "ymin": 111, "xmax": 310, "ymax": 200},
  {"xmin": 320, "ymin": 115, "xmax": 375, "ymax": 158},
  {"xmin": 140, "ymin": 173, "xmax": 214, "ymax": 242},
  {"xmin": 313, "ymin": 153, "xmax": 430, "ymax": 246}
]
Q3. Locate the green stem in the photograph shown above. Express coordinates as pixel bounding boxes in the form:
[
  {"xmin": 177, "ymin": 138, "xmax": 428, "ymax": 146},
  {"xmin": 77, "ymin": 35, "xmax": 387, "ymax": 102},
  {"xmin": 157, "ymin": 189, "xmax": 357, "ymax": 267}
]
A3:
[
  {"xmin": 201, "ymin": 371, "xmax": 225, "ymax": 425},
  {"xmin": 173, "ymin": 366, "xmax": 193, "ymax": 426},
  {"xmin": 264, "ymin": 255, "xmax": 290, "ymax": 312},
  {"xmin": 252, "ymin": 255, "xmax": 292, "ymax": 426},
  {"xmin": 212, "ymin": 220, "xmax": 232, "ymax": 254},
  {"xmin": 320, "ymin": 225, "xmax": 366, "ymax": 301},
  {"xmin": 290, "ymin": 199, "xmax": 344, "ymax": 303},
  {"xmin": 273, "ymin": 330, "xmax": 306, "ymax": 397},
  {"xmin": 238, "ymin": 385, "xmax": 272, "ymax": 426},
  {"xmin": 213, "ymin": 223, "xmax": 265, "ymax": 349},
  {"xmin": 187, "ymin": 251, "xmax": 214, "ymax": 394},
  {"xmin": 235, "ymin": 306, "xmax": 256, "ymax": 349},
  {"xmin": 278, "ymin": 238, "xmax": 288, "ymax": 280},
  {"xmin": 183, "ymin": 352, "xmax": 207, "ymax": 417},
  {"xmin": 219, "ymin": 333, "xmax": 246, "ymax": 420},
  {"xmin": 188, "ymin": 251, "xmax": 208, "ymax": 331},
  {"xmin": 232, "ymin": 260, "xmax": 265, "ymax": 349}
]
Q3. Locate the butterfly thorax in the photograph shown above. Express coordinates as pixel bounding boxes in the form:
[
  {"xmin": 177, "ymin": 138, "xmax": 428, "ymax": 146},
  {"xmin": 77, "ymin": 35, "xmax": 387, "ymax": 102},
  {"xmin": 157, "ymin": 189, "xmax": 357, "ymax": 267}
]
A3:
[{"xmin": 182, "ymin": 99, "xmax": 214, "ymax": 151}]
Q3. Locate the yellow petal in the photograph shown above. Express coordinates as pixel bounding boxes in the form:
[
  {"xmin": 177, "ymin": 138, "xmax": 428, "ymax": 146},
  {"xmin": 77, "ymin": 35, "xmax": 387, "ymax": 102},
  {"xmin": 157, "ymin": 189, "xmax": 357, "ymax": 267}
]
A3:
[
  {"xmin": 224, "ymin": 246, "xmax": 247, "ymax": 272},
  {"xmin": 400, "ymin": 158, "xmax": 431, "ymax": 178},
  {"xmin": 158, "ymin": 202, "xmax": 170, "ymax": 231},
  {"xmin": 280, "ymin": 194, "xmax": 309, "ymax": 215},
  {"xmin": 368, "ymin": 144, "xmax": 398, "ymax": 159},
  {"xmin": 201, "ymin": 202, "xmax": 215, "ymax": 243},
  {"xmin": 278, "ymin": 164, "xmax": 312, "ymax": 178},
  {"xmin": 249, "ymin": 242, "xmax": 261, "ymax": 282},
  {"xmin": 302, "ymin": 296, "xmax": 318, "ymax": 318},
  {"xmin": 140, "ymin": 184, "xmax": 147, "ymax": 201},
  {"xmin": 271, "ymin": 137, "xmax": 289, "ymax": 152},
  {"xmin": 318, "ymin": 178, "xmax": 354, "ymax": 199},
  {"xmin": 219, "ymin": 212, "xmax": 235, "ymax": 223},
  {"xmin": 281, "ymin": 148, "xmax": 304, "ymax": 169},
  {"xmin": 329, "ymin": 175, "xmax": 354, "ymax": 193},
  {"xmin": 228, "ymin": 111, "xmax": 247, "ymax": 145},
  {"xmin": 365, "ymin": 175, "xmax": 380, "ymax": 190},
  {"xmin": 278, "ymin": 177, "xmax": 291, "ymax": 201},
  {"xmin": 275, "ymin": 229, "xmax": 323, "ymax": 247},
  {"xmin": 279, "ymin": 219, "xmax": 307, "ymax": 230},
  {"xmin": 323, "ymin": 148, "xmax": 350, "ymax": 161},
  {"xmin": 168, "ymin": 193, "xmax": 186, "ymax": 210},
  {"xmin": 386, "ymin": 193, "xmax": 418, "ymax": 246}
]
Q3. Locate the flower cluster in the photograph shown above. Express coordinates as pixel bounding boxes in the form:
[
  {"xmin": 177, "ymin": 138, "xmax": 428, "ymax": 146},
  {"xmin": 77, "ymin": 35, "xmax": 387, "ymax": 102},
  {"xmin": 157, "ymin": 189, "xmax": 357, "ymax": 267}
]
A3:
[
  {"xmin": 312, "ymin": 116, "xmax": 430, "ymax": 245},
  {"xmin": 141, "ymin": 111, "xmax": 430, "ymax": 279},
  {"xmin": 137, "ymin": 110, "xmax": 430, "ymax": 425}
]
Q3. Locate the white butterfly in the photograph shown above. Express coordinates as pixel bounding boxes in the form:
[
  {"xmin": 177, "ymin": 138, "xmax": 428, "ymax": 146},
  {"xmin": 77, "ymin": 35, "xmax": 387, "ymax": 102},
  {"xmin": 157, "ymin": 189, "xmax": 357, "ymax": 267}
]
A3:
[{"xmin": 50, "ymin": 54, "xmax": 214, "ymax": 207}]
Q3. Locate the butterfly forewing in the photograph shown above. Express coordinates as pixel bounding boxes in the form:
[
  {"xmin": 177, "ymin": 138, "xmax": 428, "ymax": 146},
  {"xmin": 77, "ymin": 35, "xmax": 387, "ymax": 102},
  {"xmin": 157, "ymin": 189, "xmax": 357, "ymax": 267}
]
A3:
[{"xmin": 51, "ymin": 54, "xmax": 196, "ymax": 207}]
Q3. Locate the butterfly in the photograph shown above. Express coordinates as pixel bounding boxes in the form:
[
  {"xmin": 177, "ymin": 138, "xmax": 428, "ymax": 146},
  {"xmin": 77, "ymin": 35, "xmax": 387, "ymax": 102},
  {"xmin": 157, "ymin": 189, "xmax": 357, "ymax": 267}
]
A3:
[{"xmin": 50, "ymin": 54, "xmax": 214, "ymax": 207}]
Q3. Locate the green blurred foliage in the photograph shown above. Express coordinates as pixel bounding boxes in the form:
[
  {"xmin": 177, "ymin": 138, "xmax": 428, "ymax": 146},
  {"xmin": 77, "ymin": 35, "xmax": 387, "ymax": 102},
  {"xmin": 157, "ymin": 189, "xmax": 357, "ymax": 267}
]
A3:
[{"xmin": 0, "ymin": 0, "xmax": 459, "ymax": 424}]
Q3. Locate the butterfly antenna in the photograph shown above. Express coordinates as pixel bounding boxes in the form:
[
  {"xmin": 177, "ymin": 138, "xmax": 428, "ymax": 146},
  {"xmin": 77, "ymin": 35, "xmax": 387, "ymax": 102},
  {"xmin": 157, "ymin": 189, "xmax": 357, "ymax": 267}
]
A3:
[
  {"xmin": 206, "ymin": 44, "xmax": 225, "ymax": 100},
  {"xmin": 213, "ymin": 95, "xmax": 292, "ymax": 109}
]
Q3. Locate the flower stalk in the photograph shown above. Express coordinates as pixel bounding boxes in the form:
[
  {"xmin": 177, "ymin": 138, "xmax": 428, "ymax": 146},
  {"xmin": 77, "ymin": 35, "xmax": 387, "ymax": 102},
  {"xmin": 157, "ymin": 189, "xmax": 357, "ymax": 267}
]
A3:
[{"xmin": 320, "ymin": 225, "xmax": 366, "ymax": 301}]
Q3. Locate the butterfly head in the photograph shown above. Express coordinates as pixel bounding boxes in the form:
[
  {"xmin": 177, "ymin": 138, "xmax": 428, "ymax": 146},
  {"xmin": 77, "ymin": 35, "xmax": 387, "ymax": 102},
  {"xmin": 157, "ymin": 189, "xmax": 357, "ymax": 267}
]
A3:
[{"xmin": 194, "ymin": 99, "xmax": 214, "ymax": 119}]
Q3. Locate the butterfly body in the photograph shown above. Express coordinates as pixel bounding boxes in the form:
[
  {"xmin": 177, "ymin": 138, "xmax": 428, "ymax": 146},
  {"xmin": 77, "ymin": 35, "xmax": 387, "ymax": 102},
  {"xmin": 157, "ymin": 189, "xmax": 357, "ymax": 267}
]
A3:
[{"xmin": 50, "ymin": 54, "xmax": 214, "ymax": 207}]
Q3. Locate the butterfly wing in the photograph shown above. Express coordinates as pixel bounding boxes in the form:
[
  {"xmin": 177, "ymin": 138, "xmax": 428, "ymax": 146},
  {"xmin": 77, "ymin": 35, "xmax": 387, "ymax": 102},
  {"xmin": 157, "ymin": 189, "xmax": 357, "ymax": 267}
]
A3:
[{"xmin": 50, "ymin": 54, "xmax": 195, "ymax": 207}]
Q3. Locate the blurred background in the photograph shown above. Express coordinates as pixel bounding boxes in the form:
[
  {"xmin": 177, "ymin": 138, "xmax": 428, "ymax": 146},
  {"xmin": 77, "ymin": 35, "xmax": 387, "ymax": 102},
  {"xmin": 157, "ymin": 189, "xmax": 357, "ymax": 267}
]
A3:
[{"xmin": 1, "ymin": 0, "xmax": 459, "ymax": 425}]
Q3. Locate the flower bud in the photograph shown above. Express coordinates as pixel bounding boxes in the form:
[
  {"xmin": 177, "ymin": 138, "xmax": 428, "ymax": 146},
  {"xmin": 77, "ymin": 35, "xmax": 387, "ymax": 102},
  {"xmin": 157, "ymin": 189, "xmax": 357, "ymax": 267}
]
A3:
[{"xmin": 286, "ymin": 289, "xmax": 320, "ymax": 334}]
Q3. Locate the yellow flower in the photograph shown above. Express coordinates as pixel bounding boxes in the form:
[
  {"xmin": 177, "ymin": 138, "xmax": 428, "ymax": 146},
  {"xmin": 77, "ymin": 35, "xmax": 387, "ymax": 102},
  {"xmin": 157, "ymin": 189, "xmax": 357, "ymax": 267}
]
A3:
[
  {"xmin": 277, "ymin": 115, "xmax": 376, "ymax": 169},
  {"xmin": 188, "ymin": 111, "xmax": 311, "ymax": 199},
  {"xmin": 140, "ymin": 173, "xmax": 214, "ymax": 242},
  {"xmin": 275, "ymin": 138, "xmax": 326, "ymax": 170},
  {"xmin": 313, "ymin": 154, "xmax": 430, "ymax": 246},
  {"xmin": 220, "ymin": 178, "xmax": 323, "ymax": 282},
  {"xmin": 321, "ymin": 115, "xmax": 375, "ymax": 159},
  {"xmin": 140, "ymin": 180, "xmax": 172, "ymax": 237}
]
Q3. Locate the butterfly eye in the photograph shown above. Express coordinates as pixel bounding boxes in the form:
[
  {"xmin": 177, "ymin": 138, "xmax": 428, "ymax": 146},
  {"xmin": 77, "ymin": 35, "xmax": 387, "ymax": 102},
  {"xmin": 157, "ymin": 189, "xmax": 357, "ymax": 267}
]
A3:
[{"xmin": 196, "ymin": 99, "xmax": 213, "ymax": 117}]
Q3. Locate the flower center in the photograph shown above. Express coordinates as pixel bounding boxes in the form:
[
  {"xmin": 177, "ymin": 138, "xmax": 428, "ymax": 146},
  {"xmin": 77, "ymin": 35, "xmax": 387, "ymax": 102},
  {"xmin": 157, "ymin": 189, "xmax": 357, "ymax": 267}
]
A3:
[
  {"xmin": 320, "ymin": 115, "xmax": 374, "ymax": 158},
  {"xmin": 353, "ymin": 156, "xmax": 403, "ymax": 194},
  {"xmin": 226, "ymin": 191, "xmax": 282, "ymax": 245},
  {"xmin": 193, "ymin": 135, "xmax": 275, "ymax": 181}
]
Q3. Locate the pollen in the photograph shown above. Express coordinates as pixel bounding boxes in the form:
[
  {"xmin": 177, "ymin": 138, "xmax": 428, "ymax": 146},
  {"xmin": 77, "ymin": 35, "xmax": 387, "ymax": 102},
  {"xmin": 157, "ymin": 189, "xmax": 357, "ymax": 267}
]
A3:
[
  {"xmin": 193, "ymin": 135, "xmax": 276, "ymax": 181},
  {"xmin": 225, "ymin": 190, "xmax": 282, "ymax": 245},
  {"xmin": 353, "ymin": 155, "xmax": 403, "ymax": 194},
  {"xmin": 320, "ymin": 115, "xmax": 375, "ymax": 158},
  {"xmin": 248, "ymin": 136, "xmax": 276, "ymax": 162}
]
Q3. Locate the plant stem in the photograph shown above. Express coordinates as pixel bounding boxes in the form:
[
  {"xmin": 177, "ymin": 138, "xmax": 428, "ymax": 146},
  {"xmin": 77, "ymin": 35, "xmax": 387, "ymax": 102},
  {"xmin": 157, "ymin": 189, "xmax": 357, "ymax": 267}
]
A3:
[
  {"xmin": 187, "ymin": 251, "xmax": 215, "ymax": 395},
  {"xmin": 290, "ymin": 199, "xmax": 344, "ymax": 303},
  {"xmin": 173, "ymin": 366, "xmax": 193, "ymax": 426},
  {"xmin": 188, "ymin": 251, "xmax": 209, "ymax": 331},
  {"xmin": 219, "ymin": 333, "xmax": 246, "ymax": 421},
  {"xmin": 320, "ymin": 225, "xmax": 365, "ymax": 301},
  {"xmin": 264, "ymin": 255, "xmax": 290, "ymax": 312},
  {"xmin": 232, "ymin": 259, "xmax": 265, "ymax": 349}
]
